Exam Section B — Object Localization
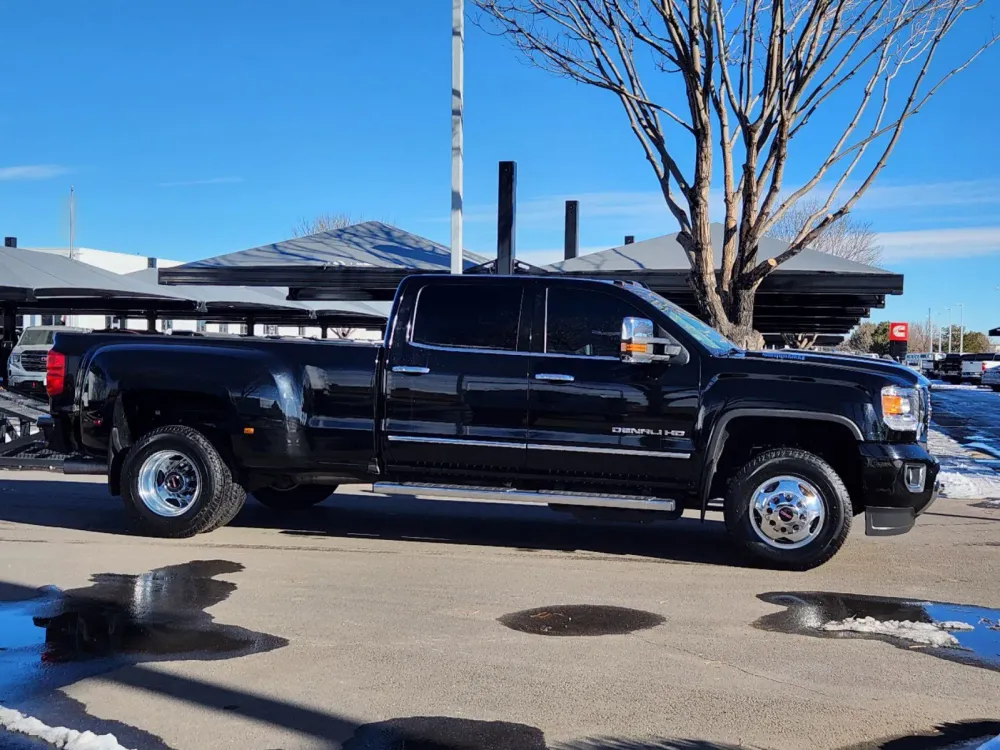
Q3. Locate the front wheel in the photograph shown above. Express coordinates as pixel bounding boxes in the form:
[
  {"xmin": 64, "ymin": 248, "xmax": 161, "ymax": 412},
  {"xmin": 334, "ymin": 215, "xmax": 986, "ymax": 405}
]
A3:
[
  {"xmin": 253, "ymin": 484, "xmax": 336, "ymax": 511},
  {"xmin": 724, "ymin": 448, "xmax": 852, "ymax": 570}
]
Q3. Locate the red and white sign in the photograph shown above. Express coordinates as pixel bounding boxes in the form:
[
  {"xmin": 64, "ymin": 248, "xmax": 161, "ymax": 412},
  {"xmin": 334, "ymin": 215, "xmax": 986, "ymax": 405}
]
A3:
[{"xmin": 889, "ymin": 322, "xmax": 909, "ymax": 341}]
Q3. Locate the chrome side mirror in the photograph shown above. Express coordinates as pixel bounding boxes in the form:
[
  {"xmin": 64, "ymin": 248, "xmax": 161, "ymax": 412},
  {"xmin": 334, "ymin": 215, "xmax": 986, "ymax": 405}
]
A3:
[{"xmin": 620, "ymin": 316, "xmax": 683, "ymax": 364}]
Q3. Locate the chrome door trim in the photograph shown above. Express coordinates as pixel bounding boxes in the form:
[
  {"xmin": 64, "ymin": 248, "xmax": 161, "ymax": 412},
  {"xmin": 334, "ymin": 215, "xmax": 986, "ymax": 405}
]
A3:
[
  {"xmin": 387, "ymin": 435, "xmax": 527, "ymax": 449},
  {"xmin": 527, "ymin": 443, "xmax": 691, "ymax": 459},
  {"xmin": 391, "ymin": 366, "xmax": 431, "ymax": 375}
]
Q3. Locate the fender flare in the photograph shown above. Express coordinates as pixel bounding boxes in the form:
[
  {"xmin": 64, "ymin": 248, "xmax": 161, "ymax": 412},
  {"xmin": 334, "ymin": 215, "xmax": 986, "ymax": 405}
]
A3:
[{"xmin": 699, "ymin": 408, "xmax": 863, "ymax": 518}]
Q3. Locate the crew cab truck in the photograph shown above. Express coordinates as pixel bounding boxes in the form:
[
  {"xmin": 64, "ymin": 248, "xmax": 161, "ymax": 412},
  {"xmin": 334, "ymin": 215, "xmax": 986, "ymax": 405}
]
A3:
[{"xmin": 42, "ymin": 275, "xmax": 939, "ymax": 570}]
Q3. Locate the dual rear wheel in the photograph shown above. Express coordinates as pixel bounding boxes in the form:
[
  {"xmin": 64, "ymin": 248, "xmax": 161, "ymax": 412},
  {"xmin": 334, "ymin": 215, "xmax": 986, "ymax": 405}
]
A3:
[{"xmin": 120, "ymin": 425, "xmax": 334, "ymax": 538}]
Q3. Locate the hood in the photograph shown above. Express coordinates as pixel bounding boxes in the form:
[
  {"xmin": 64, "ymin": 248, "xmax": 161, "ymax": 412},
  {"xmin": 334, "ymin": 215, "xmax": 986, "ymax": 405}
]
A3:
[{"xmin": 742, "ymin": 350, "xmax": 925, "ymax": 387}]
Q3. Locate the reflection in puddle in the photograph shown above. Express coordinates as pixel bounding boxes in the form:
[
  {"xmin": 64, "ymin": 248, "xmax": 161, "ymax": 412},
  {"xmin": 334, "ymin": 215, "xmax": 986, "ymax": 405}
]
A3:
[
  {"xmin": 498, "ymin": 605, "xmax": 664, "ymax": 637},
  {"xmin": 754, "ymin": 592, "xmax": 1000, "ymax": 671},
  {"xmin": 0, "ymin": 560, "xmax": 287, "ymax": 704}
]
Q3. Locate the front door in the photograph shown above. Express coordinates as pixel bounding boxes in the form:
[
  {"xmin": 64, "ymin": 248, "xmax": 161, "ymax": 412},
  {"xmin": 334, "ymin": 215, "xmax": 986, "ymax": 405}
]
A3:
[
  {"xmin": 527, "ymin": 284, "xmax": 700, "ymax": 493},
  {"xmin": 383, "ymin": 279, "xmax": 530, "ymax": 481}
]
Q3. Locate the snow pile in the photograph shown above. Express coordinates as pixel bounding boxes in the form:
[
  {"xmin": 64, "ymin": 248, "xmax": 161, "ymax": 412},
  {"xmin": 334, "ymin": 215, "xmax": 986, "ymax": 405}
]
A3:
[
  {"xmin": 0, "ymin": 705, "xmax": 134, "ymax": 750},
  {"xmin": 928, "ymin": 429, "xmax": 1000, "ymax": 503},
  {"xmin": 820, "ymin": 616, "xmax": 974, "ymax": 648}
]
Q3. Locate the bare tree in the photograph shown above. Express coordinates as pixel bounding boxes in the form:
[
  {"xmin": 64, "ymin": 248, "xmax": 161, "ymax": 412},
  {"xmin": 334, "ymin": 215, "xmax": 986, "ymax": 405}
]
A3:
[
  {"xmin": 475, "ymin": 0, "xmax": 996, "ymax": 347},
  {"xmin": 781, "ymin": 332, "xmax": 819, "ymax": 349},
  {"xmin": 292, "ymin": 213, "xmax": 358, "ymax": 238},
  {"xmin": 330, "ymin": 327, "xmax": 357, "ymax": 339},
  {"xmin": 907, "ymin": 319, "xmax": 933, "ymax": 352},
  {"xmin": 767, "ymin": 200, "xmax": 882, "ymax": 265}
]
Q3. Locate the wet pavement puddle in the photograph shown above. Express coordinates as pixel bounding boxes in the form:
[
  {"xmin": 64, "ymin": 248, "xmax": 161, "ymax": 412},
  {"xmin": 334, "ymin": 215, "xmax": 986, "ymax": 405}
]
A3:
[
  {"xmin": 0, "ymin": 560, "xmax": 287, "ymax": 748},
  {"xmin": 755, "ymin": 592, "xmax": 1000, "ymax": 671},
  {"xmin": 498, "ymin": 605, "xmax": 664, "ymax": 637},
  {"xmin": 342, "ymin": 717, "xmax": 548, "ymax": 750}
]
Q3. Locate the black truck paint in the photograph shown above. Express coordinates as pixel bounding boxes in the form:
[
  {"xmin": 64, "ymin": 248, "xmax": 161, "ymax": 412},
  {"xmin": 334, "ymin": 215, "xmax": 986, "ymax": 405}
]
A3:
[{"xmin": 43, "ymin": 275, "xmax": 939, "ymax": 569}]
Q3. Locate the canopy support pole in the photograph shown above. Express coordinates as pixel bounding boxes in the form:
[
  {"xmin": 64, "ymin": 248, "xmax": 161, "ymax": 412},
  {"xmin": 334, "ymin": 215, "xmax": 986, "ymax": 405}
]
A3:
[
  {"xmin": 1, "ymin": 303, "xmax": 17, "ymax": 387},
  {"xmin": 146, "ymin": 312, "xmax": 156, "ymax": 332},
  {"xmin": 321, "ymin": 326, "xmax": 328, "ymax": 340},
  {"xmin": 246, "ymin": 314, "xmax": 257, "ymax": 336}
]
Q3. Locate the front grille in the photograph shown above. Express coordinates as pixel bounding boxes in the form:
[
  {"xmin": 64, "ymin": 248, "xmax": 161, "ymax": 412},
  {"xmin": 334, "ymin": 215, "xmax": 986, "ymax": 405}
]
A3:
[{"xmin": 19, "ymin": 352, "xmax": 47, "ymax": 372}]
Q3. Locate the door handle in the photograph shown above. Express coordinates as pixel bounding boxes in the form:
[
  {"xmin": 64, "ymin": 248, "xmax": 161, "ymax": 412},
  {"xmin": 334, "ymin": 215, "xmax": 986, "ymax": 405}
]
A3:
[
  {"xmin": 392, "ymin": 366, "xmax": 430, "ymax": 375},
  {"xmin": 535, "ymin": 373, "xmax": 575, "ymax": 382}
]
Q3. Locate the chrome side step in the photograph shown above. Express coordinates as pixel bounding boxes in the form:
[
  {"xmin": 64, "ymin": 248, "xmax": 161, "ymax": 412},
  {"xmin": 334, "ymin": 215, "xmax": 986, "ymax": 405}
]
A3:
[{"xmin": 372, "ymin": 482, "xmax": 676, "ymax": 512}]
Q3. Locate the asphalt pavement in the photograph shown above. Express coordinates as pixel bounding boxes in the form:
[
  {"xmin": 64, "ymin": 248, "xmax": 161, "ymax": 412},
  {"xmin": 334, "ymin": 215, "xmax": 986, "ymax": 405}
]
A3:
[{"xmin": 0, "ymin": 469, "xmax": 998, "ymax": 750}]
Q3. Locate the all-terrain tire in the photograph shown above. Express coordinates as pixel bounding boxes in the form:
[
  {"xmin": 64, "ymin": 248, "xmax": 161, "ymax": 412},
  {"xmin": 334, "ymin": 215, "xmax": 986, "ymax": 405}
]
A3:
[
  {"xmin": 724, "ymin": 448, "xmax": 852, "ymax": 571},
  {"xmin": 253, "ymin": 484, "xmax": 336, "ymax": 511},
  {"xmin": 121, "ymin": 425, "xmax": 246, "ymax": 537}
]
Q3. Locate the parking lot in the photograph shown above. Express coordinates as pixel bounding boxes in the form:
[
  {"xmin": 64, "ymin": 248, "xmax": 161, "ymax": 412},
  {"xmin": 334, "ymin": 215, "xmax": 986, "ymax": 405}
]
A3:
[{"xmin": 0, "ymin": 389, "xmax": 998, "ymax": 750}]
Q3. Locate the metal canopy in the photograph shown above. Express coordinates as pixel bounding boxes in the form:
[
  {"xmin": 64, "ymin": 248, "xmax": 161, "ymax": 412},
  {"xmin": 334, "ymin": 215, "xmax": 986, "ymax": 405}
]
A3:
[
  {"xmin": 159, "ymin": 221, "xmax": 490, "ymax": 287},
  {"xmin": 126, "ymin": 269, "xmax": 311, "ymax": 318},
  {"xmin": 0, "ymin": 247, "xmax": 187, "ymax": 302},
  {"xmin": 152, "ymin": 220, "xmax": 901, "ymax": 337}
]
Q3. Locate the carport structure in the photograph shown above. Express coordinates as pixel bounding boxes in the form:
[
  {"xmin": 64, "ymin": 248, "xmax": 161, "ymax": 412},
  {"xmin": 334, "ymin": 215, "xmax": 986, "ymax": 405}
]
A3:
[
  {"xmin": 159, "ymin": 221, "xmax": 902, "ymax": 346},
  {"xmin": 159, "ymin": 221, "xmax": 494, "ymax": 301}
]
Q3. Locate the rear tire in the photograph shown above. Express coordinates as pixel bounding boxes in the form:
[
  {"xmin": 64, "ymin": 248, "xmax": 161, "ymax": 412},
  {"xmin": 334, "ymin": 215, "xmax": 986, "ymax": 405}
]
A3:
[
  {"xmin": 724, "ymin": 448, "xmax": 852, "ymax": 571},
  {"xmin": 121, "ymin": 425, "xmax": 246, "ymax": 537},
  {"xmin": 253, "ymin": 484, "xmax": 336, "ymax": 511}
]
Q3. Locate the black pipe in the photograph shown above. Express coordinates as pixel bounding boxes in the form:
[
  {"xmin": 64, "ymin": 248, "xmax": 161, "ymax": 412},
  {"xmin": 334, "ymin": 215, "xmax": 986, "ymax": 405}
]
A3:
[
  {"xmin": 496, "ymin": 161, "xmax": 516, "ymax": 275},
  {"xmin": 63, "ymin": 458, "xmax": 108, "ymax": 475},
  {"xmin": 564, "ymin": 200, "xmax": 579, "ymax": 260}
]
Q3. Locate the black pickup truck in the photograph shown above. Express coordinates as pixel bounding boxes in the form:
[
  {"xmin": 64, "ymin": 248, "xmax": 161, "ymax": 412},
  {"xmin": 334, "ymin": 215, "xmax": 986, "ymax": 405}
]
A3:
[{"xmin": 42, "ymin": 275, "xmax": 938, "ymax": 569}]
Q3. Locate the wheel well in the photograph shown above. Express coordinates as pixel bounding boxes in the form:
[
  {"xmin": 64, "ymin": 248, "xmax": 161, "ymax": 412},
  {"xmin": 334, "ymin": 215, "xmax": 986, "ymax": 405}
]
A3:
[
  {"xmin": 709, "ymin": 417, "xmax": 864, "ymax": 512},
  {"xmin": 109, "ymin": 390, "xmax": 237, "ymax": 495}
]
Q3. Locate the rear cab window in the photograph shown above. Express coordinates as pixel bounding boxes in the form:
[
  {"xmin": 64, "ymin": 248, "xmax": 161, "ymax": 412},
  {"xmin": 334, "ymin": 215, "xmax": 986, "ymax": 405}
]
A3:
[{"xmin": 411, "ymin": 283, "xmax": 523, "ymax": 351}]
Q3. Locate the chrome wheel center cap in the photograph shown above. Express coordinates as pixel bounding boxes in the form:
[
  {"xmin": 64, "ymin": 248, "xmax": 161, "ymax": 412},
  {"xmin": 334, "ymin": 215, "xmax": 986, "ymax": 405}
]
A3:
[{"xmin": 750, "ymin": 476, "xmax": 827, "ymax": 550}]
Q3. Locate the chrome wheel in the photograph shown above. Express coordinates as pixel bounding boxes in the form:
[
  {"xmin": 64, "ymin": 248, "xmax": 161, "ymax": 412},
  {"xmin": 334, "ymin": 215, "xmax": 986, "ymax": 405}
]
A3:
[
  {"xmin": 136, "ymin": 450, "xmax": 202, "ymax": 518},
  {"xmin": 750, "ymin": 475, "xmax": 826, "ymax": 550}
]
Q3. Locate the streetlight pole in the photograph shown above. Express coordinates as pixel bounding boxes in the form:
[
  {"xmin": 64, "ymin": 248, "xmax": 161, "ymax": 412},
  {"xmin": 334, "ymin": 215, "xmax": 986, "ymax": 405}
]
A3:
[
  {"xmin": 954, "ymin": 303, "xmax": 964, "ymax": 355},
  {"xmin": 946, "ymin": 307, "xmax": 952, "ymax": 354},
  {"xmin": 450, "ymin": 0, "xmax": 464, "ymax": 275}
]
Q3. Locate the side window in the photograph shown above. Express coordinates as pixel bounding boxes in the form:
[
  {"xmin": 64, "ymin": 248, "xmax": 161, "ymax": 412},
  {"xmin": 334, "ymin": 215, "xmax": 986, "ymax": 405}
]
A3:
[
  {"xmin": 413, "ymin": 284, "xmax": 522, "ymax": 351},
  {"xmin": 546, "ymin": 286, "xmax": 641, "ymax": 358}
]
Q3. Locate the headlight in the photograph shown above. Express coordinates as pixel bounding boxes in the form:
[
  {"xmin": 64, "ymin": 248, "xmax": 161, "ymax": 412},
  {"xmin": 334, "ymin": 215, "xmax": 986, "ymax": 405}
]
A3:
[
  {"xmin": 881, "ymin": 385, "xmax": 921, "ymax": 432},
  {"xmin": 9, "ymin": 352, "xmax": 20, "ymax": 367}
]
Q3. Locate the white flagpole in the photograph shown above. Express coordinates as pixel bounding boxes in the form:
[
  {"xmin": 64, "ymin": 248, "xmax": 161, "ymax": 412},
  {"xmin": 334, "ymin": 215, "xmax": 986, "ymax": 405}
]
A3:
[{"xmin": 450, "ymin": 0, "xmax": 464, "ymax": 274}]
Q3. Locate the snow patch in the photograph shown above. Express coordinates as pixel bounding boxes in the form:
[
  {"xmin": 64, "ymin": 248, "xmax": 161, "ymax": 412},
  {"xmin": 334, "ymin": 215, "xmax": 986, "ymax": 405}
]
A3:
[
  {"xmin": 820, "ymin": 616, "xmax": 974, "ymax": 648},
  {"xmin": 0, "ymin": 705, "xmax": 134, "ymax": 750}
]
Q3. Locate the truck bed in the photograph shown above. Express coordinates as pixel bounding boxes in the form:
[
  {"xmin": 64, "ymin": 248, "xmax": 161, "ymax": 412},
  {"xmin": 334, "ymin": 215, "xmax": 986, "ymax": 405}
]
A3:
[{"xmin": 48, "ymin": 331, "xmax": 383, "ymax": 481}]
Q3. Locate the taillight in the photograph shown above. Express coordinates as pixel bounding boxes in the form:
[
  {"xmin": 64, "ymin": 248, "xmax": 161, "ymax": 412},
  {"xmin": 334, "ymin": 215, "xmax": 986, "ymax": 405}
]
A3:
[
  {"xmin": 45, "ymin": 351, "xmax": 66, "ymax": 396},
  {"xmin": 984, "ymin": 362, "xmax": 988, "ymax": 373}
]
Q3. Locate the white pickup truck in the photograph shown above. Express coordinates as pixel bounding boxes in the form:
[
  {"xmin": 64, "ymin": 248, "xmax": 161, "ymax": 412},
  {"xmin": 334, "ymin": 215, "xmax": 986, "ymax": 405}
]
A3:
[{"xmin": 962, "ymin": 353, "xmax": 1000, "ymax": 384}]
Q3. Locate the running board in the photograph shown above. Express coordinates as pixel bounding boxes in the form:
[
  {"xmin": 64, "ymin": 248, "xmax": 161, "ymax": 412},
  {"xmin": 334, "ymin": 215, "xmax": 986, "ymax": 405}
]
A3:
[{"xmin": 372, "ymin": 482, "xmax": 676, "ymax": 512}]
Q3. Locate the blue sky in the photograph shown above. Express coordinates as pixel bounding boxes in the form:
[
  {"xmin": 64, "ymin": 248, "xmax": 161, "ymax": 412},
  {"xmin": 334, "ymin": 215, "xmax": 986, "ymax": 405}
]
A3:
[{"xmin": 1, "ymin": 2, "xmax": 998, "ymax": 332}]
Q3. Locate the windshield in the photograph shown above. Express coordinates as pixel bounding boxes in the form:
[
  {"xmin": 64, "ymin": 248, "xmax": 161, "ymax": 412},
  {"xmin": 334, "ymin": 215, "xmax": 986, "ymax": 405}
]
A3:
[
  {"xmin": 17, "ymin": 329, "xmax": 55, "ymax": 347},
  {"xmin": 624, "ymin": 285, "xmax": 739, "ymax": 356}
]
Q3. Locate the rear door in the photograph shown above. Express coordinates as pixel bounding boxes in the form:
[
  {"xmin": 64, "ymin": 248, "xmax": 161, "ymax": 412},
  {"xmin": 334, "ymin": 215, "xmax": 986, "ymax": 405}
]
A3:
[
  {"xmin": 525, "ymin": 283, "xmax": 700, "ymax": 493},
  {"xmin": 382, "ymin": 279, "xmax": 531, "ymax": 480}
]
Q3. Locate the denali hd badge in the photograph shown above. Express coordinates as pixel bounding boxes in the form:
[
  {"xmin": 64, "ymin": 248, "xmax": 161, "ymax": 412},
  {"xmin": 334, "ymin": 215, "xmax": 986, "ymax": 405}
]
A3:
[{"xmin": 613, "ymin": 426, "xmax": 687, "ymax": 438}]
